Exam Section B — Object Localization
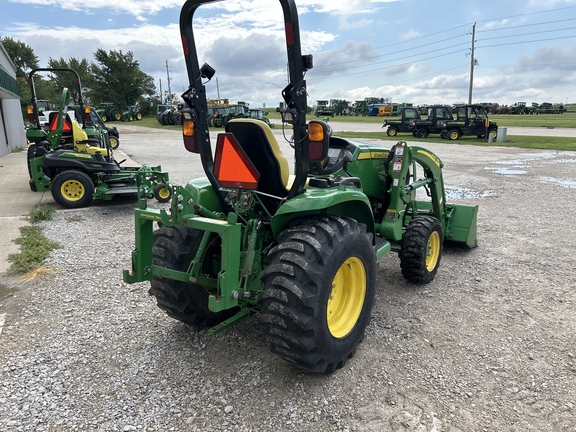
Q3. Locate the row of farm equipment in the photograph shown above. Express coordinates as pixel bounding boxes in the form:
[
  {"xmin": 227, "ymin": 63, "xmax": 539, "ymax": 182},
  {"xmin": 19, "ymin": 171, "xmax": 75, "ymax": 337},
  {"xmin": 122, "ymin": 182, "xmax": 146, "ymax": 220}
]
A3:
[
  {"xmin": 156, "ymin": 99, "xmax": 274, "ymax": 128},
  {"xmin": 312, "ymin": 98, "xmax": 568, "ymax": 117}
]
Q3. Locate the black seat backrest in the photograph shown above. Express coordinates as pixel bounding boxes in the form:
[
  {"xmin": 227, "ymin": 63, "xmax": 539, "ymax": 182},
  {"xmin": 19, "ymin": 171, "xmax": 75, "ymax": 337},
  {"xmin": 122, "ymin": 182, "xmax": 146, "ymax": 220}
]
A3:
[{"xmin": 224, "ymin": 119, "xmax": 289, "ymax": 198}]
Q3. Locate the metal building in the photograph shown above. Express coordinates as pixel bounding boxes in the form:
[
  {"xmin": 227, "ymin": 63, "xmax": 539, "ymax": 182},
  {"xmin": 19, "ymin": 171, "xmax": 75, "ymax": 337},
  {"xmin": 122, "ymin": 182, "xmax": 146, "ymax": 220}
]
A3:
[{"xmin": 0, "ymin": 42, "xmax": 26, "ymax": 158}]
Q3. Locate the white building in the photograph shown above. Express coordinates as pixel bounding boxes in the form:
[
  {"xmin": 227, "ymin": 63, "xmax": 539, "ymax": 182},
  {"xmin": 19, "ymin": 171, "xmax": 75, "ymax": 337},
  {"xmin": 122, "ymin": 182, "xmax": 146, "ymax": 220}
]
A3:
[{"xmin": 0, "ymin": 42, "xmax": 26, "ymax": 158}]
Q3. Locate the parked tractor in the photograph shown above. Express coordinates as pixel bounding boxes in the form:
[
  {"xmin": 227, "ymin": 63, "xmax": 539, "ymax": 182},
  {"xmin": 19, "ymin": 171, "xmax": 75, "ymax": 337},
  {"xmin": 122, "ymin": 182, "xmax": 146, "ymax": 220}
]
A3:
[
  {"xmin": 124, "ymin": 0, "xmax": 478, "ymax": 374},
  {"xmin": 314, "ymin": 100, "xmax": 334, "ymax": 117},
  {"xmin": 96, "ymin": 103, "xmax": 122, "ymax": 122},
  {"xmin": 26, "ymin": 68, "xmax": 171, "ymax": 209},
  {"xmin": 156, "ymin": 103, "xmax": 184, "ymax": 125}
]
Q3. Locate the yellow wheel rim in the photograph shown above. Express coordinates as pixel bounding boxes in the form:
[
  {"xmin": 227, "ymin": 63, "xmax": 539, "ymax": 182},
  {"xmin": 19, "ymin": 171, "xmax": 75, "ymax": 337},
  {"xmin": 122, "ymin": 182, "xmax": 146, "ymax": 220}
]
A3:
[
  {"xmin": 109, "ymin": 138, "xmax": 118, "ymax": 148},
  {"xmin": 426, "ymin": 231, "xmax": 441, "ymax": 271},
  {"xmin": 157, "ymin": 186, "xmax": 171, "ymax": 200},
  {"xmin": 327, "ymin": 257, "xmax": 366, "ymax": 338},
  {"xmin": 60, "ymin": 179, "xmax": 85, "ymax": 202}
]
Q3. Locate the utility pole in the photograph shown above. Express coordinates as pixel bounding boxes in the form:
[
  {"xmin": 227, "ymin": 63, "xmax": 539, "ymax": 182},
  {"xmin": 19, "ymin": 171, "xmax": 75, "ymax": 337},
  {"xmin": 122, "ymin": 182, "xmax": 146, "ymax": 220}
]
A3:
[
  {"xmin": 468, "ymin": 23, "xmax": 476, "ymax": 105},
  {"xmin": 165, "ymin": 60, "xmax": 172, "ymax": 102},
  {"xmin": 159, "ymin": 79, "xmax": 163, "ymax": 104}
]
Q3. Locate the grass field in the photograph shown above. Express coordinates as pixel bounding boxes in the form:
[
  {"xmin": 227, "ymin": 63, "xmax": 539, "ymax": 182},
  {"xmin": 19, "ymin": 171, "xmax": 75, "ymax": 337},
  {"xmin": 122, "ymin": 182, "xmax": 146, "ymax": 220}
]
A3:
[{"xmin": 130, "ymin": 111, "xmax": 576, "ymax": 151}]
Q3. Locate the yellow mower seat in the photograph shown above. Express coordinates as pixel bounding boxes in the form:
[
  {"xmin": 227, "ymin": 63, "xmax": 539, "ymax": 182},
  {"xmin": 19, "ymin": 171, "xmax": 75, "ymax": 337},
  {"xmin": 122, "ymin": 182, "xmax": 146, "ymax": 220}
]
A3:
[{"xmin": 71, "ymin": 118, "xmax": 109, "ymax": 157}]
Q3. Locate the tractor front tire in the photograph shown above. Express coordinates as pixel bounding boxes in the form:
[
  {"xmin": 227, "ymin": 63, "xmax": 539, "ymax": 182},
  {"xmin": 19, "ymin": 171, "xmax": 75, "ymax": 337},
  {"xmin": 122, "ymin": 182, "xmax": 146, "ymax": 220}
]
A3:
[
  {"xmin": 260, "ymin": 215, "xmax": 377, "ymax": 374},
  {"xmin": 101, "ymin": 114, "xmax": 108, "ymax": 122},
  {"xmin": 113, "ymin": 110, "xmax": 122, "ymax": 121},
  {"xmin": 136, "ymin": 112, "xmax": 143, "ymax": 121},
  {"xmin": 51, "ymin": 170, "xmax": 95, "ymax": 209},
  {"xmin": 399, "ymin": 216, "xmax": 442, "ymax": 284},
  {"xmin": 149, "ymin": 226, "xmax": 238, "ymax": 328}
]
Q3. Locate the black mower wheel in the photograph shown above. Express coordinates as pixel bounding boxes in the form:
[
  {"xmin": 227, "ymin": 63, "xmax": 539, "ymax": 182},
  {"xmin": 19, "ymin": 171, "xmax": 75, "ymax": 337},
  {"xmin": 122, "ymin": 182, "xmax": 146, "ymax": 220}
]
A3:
[
  {"xmin": 51, "ymin": 170, "xmax": 95, "ymax": 209},
  {"xmin": 447, "ymin": 129, "xmax": 461, "ymax": 140},
  {"xmin": 399, "ymin": 216, "xmax": 442, "ymax": 284},
  {"xmin": 27, "ymin": 144, "xmax": 37, "ymax": 178},
  {"xmin": 149, "ymin": 226, "xmax": 239, "ymax": 328},
  {"xmin": 386, "ymin": 127, "xmax": 398, "ymax": 137},
  {"xmin": 153, "ymin": 183, "xmax": 172, "ymax": 203},
  {"xmin": 108, "ymin": 136, "xmax": 120, "ymax": 150},
  {"xmin": 414, "ymin": 128, "xmax": 429, "ymax": 138},
  {"xmin": 260, "ymin": 215, "xmax": 377, "ymax": 374}
]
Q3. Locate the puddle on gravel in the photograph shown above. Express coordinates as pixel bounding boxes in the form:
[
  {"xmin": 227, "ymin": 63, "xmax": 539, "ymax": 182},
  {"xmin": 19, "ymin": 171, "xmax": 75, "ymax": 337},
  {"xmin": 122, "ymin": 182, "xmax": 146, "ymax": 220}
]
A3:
[
  {"xmin": 445, "ymin": 186, "xmax": 493, "ymax": 200},
  {"xmin": 493, "ymin": 168, "xmax": 527, "ymax": 175},
  {"xmin": 539, "ymin": 177, "xmax": 576, "ymax": 189},
  {"xmin": 0, "ymin": 283, "xmax": 17, "ymax": 300}
]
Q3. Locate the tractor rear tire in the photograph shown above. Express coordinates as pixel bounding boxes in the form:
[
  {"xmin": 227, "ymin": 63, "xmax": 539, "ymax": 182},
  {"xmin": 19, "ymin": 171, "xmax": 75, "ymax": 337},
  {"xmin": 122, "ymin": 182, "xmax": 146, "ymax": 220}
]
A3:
[
  {"xmin": 386, "ymin": 127, "xmax": 398, "ymax": 137},
  {"xmin": 113, "ymin": 110, "xmax": 122, "ymax": 121},
  {"xmin": 149, "ymin": 226, "xmax": 239, "ymax": 328},
  {"xmin": 414, "ymin": 128, "xmax": 429, "ymax": 138},
  {"xmin": 399, "ymin": 216, "xmax": 442, "ymax": 284},
  {"xmin": 108, "ymin": 136, "xmax": 120, "ymax": 150},
  {"xmin": 51, "ymin": 170, "xmax": 95, "ymax": 209},
  {"xmin": 101, "ymin": 114, "xmax": 108, "ymax": 122},
  {"xmin": 260, "ymin": 215, "xmax": 377, "ymax": 374}
]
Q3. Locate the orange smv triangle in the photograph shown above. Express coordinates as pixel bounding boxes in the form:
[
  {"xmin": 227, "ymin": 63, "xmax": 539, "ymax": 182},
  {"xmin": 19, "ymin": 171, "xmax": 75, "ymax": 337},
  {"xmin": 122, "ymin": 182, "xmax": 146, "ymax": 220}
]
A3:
[{"xmin": 214, "ymin": 133, "xmax": 260, "ymax": 190}]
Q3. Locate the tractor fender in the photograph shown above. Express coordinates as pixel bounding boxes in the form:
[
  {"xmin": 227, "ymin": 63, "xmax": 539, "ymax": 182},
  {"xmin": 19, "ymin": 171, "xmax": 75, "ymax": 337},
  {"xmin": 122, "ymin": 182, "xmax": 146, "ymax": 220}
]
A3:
[
  {"xmin": 183, "ymin": 177, "xmax": 224, "ymax": 212},
  {"xmin": 271, "ymin": 188, "xmax": 374, "ymax": 238}
]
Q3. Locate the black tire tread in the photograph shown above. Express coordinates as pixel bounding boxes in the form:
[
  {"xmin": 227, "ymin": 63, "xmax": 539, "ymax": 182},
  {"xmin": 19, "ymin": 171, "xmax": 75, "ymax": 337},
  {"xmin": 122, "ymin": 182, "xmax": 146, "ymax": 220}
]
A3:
[
  {"xmin": 259, "ymin": 215, "xmax": 376, "ymax": 373},
  {"xmin": 399, "ymin": 216, "xmax": 442, "ymax": 284}
]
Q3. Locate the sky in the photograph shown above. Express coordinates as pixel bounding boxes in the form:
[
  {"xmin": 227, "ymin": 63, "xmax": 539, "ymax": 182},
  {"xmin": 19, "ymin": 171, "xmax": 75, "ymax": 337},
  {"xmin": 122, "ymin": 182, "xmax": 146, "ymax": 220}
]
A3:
[{"xmin": 1, "ymin": 0, "xmax": 576, "ymax": 109}]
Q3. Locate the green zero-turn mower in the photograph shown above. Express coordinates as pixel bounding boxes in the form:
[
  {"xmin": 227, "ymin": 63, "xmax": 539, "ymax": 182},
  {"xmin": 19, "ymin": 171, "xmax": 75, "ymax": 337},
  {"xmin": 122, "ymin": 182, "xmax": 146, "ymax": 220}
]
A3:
[
  {"xmin": 26, "ymin": 68, "xmax": 171, "ymax": 209},
  {"xmin": 123, "ymin": 0, "xmax": 478, "ymax": 374}
]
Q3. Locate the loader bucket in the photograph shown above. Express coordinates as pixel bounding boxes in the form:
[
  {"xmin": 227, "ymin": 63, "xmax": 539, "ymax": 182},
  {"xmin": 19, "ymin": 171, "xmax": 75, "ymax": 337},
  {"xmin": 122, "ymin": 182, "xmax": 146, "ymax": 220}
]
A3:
[{"xmin": 445, "ymin": 203, "xmax": 478, "ymax": 248}]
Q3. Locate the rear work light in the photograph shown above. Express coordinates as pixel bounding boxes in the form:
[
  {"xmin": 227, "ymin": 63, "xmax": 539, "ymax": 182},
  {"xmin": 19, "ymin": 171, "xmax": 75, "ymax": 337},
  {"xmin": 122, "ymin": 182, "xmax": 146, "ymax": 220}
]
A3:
[{"xmin": 304, "ymin": 120, "xmax": 330, "ymax": 162}]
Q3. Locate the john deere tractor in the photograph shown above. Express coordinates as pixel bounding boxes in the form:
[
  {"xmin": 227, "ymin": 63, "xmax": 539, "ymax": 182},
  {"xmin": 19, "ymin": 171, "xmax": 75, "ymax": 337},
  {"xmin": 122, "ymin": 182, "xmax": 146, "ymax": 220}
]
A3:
[
  {"xmin": 26, "ymin": 68, "xmax": 171, "ymax": 209},
  {"xmin": 124, "ymin": 0, "xmax": 478, "ymax": 374}
]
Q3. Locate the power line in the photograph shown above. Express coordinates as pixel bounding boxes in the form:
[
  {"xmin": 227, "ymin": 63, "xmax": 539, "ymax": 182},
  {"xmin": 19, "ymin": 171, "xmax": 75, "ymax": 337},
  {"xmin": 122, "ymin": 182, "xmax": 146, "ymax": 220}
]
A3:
[
  {"xmin": 477, "ymin": 17, "xmax": 576, "ymax": 33},
  {"xmin": 477, "ymin": 34, "xmax": 576, "ymax": 49},
  {"xmin": 479, "ymin": 26, "xmax": 576, "ymax": 41}
]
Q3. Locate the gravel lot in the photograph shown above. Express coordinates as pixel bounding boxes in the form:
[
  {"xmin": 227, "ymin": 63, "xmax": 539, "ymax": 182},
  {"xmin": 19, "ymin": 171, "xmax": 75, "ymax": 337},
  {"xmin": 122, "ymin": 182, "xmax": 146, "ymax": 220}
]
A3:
[{"xmin": 1, "ymin": 125, "xmax": 576, "ymax": 431}]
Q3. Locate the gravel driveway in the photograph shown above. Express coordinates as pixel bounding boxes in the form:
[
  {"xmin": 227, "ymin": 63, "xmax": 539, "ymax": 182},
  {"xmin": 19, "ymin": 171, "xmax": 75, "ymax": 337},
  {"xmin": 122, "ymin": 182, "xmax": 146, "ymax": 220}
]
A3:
[{"xmin": 1, "ymin": 124, "xmax": 575, "ymax": 431}]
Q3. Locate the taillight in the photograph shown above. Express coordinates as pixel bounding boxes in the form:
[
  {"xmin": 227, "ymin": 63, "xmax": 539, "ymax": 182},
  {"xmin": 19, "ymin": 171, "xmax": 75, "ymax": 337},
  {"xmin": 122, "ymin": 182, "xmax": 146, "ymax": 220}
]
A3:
[{"xmin": 182, "ymin": 120, "xmax": 198, "ymax": 153}]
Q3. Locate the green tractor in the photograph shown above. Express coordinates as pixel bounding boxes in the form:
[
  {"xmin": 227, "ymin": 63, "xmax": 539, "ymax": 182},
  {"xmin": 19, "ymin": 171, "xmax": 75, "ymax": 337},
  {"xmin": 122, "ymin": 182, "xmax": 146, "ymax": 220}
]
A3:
[
  {"xmin": 123, "ymin": 0, "xmax": 478, "ymax": 374},
  {"xmin": 121, "ymin": 105, "xmax": 144, "ymax": 122},
  {"xmin": 26, "ymin": 68, "xmax": 171, "ymax": 209},
  {"xmin": 96, "ymin": 103, "xmax": 122, "ymax": 122}
]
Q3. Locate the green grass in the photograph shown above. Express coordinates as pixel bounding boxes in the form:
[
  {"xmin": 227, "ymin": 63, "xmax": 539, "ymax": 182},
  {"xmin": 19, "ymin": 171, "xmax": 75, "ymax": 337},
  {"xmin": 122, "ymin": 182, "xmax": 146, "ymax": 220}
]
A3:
[
  {"xmin": 336, "ymin": 132, "xmax": 576, "ymax": 151},
  {"xmin": 7, "ymin": 205, "xmax": 62, "ymax": 275}
]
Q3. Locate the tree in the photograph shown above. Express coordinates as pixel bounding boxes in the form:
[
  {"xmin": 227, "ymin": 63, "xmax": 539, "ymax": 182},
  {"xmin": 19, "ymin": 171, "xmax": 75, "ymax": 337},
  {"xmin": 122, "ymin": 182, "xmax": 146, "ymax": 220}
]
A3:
[
  {"xmin": 1, "ymin": 37, "xmax": 39, "ymax": 79},
  {"xmin": 47, "ymin": 57, "xmax": 94, "ymax": 104},
  {"xmin": 91, "ymin": 49, "xmax": 156, "ymax": 108},
  {"xmin": 1, "ymin": 37, "xmax": 41, "ymax": 105}
]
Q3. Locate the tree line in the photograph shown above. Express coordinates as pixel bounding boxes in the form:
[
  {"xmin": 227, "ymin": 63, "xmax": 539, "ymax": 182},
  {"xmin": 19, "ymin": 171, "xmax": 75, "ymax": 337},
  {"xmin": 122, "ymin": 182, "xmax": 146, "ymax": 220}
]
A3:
[{"xmin": 1, "ymin": 37, "xmax": 160, "ymax": 115}]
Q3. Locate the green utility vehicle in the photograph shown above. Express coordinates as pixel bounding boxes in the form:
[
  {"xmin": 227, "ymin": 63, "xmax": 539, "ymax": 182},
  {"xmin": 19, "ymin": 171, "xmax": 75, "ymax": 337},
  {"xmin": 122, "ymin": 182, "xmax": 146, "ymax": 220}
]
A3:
[
  {"xmin": 26, "ymin": 68, "xmax": 171, "ymax": 209},
  {"xmin": 410, "ymin": 105, "xmax": 454, "ymax": 138},
  {"xmin": 124, "ymin": 0, "xmax": 478, "ymax": 374},
  {"xmin": 442, "ymin": 105, "xmax": 498, "ymax": 140},
  {"xmin": 382, "ymin": 107, "xmax": 421, "ymax": 136}
]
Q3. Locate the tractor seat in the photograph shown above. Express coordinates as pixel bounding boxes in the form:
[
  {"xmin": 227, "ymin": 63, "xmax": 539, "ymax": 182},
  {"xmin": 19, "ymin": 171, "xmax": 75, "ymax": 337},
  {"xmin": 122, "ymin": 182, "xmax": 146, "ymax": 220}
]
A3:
[{"xmin": 225, "ymin": 119, "xmax": 289, "ymax": 198}]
